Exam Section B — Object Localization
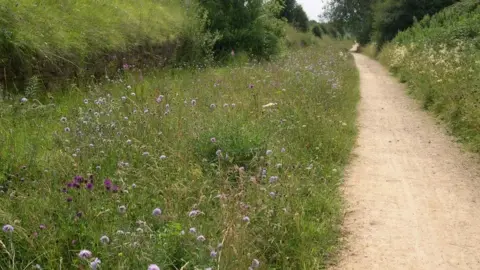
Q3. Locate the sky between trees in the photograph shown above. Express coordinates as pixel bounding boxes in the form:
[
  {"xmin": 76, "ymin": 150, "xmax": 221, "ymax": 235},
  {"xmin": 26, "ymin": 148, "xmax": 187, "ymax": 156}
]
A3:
[{"xmin": 297, "ymin": 0, "xmax": 327, "ymax": 21}]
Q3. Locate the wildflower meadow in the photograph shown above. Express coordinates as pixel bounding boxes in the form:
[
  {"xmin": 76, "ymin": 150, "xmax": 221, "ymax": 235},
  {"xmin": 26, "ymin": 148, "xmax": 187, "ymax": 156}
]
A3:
[{"xmin": 0, "ymin": 41, "xmax": 358, "ymax": 269}]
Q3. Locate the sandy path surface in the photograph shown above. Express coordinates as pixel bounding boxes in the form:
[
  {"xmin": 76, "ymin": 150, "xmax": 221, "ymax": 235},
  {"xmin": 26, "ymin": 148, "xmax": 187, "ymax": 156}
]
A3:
[{"xmin": 337, "ymin": 53, "xmax": 480, "ymax": 270}]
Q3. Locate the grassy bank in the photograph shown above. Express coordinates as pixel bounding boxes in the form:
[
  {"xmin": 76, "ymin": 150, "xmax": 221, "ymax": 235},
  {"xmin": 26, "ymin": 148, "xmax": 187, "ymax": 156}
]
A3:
[
  {"xmin": 378, "ymin": 0, "xmax": 480, "ymax": 152},
  {"xmin": 0, "ymin": 0, "xmax": 183, "ymax": 91},
  {"xmin": 0, "ymin": 40, "xmax": 358, "ymax": 269}
]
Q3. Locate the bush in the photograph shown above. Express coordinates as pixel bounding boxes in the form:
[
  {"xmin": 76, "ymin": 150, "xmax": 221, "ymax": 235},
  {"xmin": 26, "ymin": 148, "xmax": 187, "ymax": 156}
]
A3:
[
  {"xmin": 199, "ymin": 0, "xmax": 285, "ymax": 60},
  {"xmin": 312, "ymin": 26, "xmax": 323, "ymax": 38},
  {"xmin": 379, "ymin": 0, "xmax": 480, "ymax": 152}
]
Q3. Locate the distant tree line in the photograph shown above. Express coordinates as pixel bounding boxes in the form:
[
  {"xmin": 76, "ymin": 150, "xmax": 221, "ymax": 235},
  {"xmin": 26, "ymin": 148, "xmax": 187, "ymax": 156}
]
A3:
[{"xmin": 324, "ymin": 0, "xmax": 459, "ymax": 47}]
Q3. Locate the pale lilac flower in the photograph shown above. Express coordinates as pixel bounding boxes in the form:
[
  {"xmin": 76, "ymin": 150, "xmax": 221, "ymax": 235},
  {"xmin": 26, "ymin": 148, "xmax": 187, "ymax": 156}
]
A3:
[
  {"xmin": 39, "ymin": 224, "xmax": 46, "ymax": 230},
  {"xmin": 148, "ymin": 264, "xmax": 160, "ymax": 270},
  {"xmin": 100, "ymin": 235, "xmax": 110, "ymax": 244},
  {"xmin": 72, "ymin": 153, "xmax": 77, "ymax": 157},
  {"xmin": 132, "ymin": 183, "xmax": 137, "ymax": 188},
  {"xmin": 126, "ymin": 139, "xmax": 132, "ymax": 144},
  {"xmin": 266, "ymin": 150, "xmax": 273, "ymax": 155},
  {"xmin": 180, "ymin": 230, "xmax": 185, "ymax": 235},
  {"xmin": 89, "ymin": 144, "xmax": 94, "ymax": 148},
  {"xmin": 269, "ymin": 176, "xmax": 279, "ymax": 183},
  {"xmin": 152, "ymin": 208, "xmax": 162, "ymax": 216},
  {"xmin": 189, "ymin": 227, "xmax": 197, "ymax": 234},
  {"xmin": 276, "ymin": 163, "xmax": 282, "ymax": 169},
  {"xmin": 189, "ymin": 210, "xmax": 201, "ymax": 217},
  {"xmin": 159, "ymin": 155, "xmax": 167, "ymax": 160},
  {"xmin": 78, "ymin": 249, "xmax": 92, "ymax": 259},
  {"xmin": 142, "ymin": 152, "xmax": 149, "ymax": 156},
  {"xmin": 116, "ymin": 230, "xmax": 125, "ymax": 235},
  {"xmin": 210, "ymin": 137, "xmax": 216, "ymax": 143},
  {"xmin": 251, "ymin": 259, "xmax": 260, "ymax": 268},
  {"xmin": 84, "ymin": 99, "xmax": 89, "ymax": 104},
  {"xmin": 136, "ymin": 228, "xmax": 144, "ymax": 233},
  {"xmin": 20, "ymin": 97, "xmax": 28, "ymax": 103},
  {"xmin": 269, "ymin": 191, "xmax": 276, "ymax": 198},
  {"xmin": 210, "ymin": 104, "xmax": 216, "ymax": 110},
  {"xmin": 34, "ymin": 264, "xmax": 42, "ymax": 270},
  {"xmin": 210, "ymin": 250, "xmax": 218, "ymax": 258},
  {"xmin": 191, "ymin": 99, "xmax": 197, "ymax": 106},
  {"xmin": 215, "ymin": 150, "xmax": 222, "ymax": 156},
  {"xmin": 144, "ymin": 109, "xmax": 149, "ymax": 114},
  {"xmin": 60, "ymin": 117, "xmax": 67, "ymax": 122},
  {"xmin": 217, "ymin": 243, "xmax": 223, "ymax": 249},
  {"xmin": 281, "ymin": 147, "xmax": 286, "ymax": 153},
  {"xmin": 197, "ymin": 235, "xmax": 206, "ymax": 242},
  {"xmin": 231, "ymin": 103, "xmax": 236, "ymax": 108},
  {"xmin": 121, "ymin": 96, "xmax": 127, "ymax": 101},
  {"xmin": 118, "ymin": 205, "xmax": 127, "ymax": 214},
  {"xmin": 242, "ymin": 216, "xmax": 250, "ymax": 222},
  {"xmin": 223, "ymin": 103, "xmax": 229, "ymax": 108},
  {"xmin": 64, "ymin": 127, "xmax": 71, "ymax": 132},
  {"xmin": 156, "ymin": 95, "xmax": 164, "ymax": 103},
  {"xmin": 90, "ymin": 258, "xmax": 101, "ymax": 270},
  {"xmin": 2, "ymin": 224, "xmax": 14, "ymax": 233}
]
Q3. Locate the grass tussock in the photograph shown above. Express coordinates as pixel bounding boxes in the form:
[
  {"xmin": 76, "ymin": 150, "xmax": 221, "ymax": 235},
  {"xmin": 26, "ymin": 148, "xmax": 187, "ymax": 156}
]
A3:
[
  {"xmin": 0, "ymin": 42, "xmax": 359, "ymax": 269},
  {"xmin": 379, "ymin": 0, "xmax": 480, "ymax": 152}
]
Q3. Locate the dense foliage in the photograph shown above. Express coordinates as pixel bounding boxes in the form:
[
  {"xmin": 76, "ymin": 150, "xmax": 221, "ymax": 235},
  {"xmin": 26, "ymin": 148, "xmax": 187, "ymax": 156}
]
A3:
[
  {"xmin": 325, "ymin": 0, "xmax": 459, "ymax": 46},
  {"xmin": 379, "ymin": 0, "xmax": 480, "ymax": 151}
]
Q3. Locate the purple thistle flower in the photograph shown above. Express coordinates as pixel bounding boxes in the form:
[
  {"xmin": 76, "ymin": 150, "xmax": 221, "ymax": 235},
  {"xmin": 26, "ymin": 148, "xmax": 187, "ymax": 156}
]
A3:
[
  {"xmin": 197, "ymin": 235, "xmax": 206, "ymax": 242},
  {"xmin": 66, "ymin": 197, "xmax": 73, "ymax": 202},
  {"xmin": 2, "ymin": 224, "xmax": 14, "ymax": 233},
  {"xmin": 152, "ymin": 208, "xmax": 162, "ymax": 216},
  {"xmin": 112, "ymin": 185, "xmax": 119, "ymax": 193},
  {"xmin": 242, "ymin": 216, "xmax": 250, "ymax": 223},
  {"xmin": 210, "ymin": 250, "xmax": 218, "ymax": 258},
  {"xmin": 148, "ymin": 264, "xmax": 160, "ymax": 270},
  {"xmin": 74, "ymin": 176, "xmax": 84, "ymax": 184},
  {"xmin": 189, "ymin": 227, "xmax": 196, "ymax": 234},
  {"xmin": 39, "ymin": 224, "xmax": 46, "ymax": 230},
  {"xmin": 78, "ymin": 249, "xmax": 92, "ymax": 259},
  {"xmin": 123, "ymin": 63, "xmax": 129, "ymax": 70},
  {"xmin": 86, "ymin": 183, "xmax": 94, "ymax": 190},
  {"xmin": 249, "ymin": 84, "xmax": 254, "ymax": 89},
  {"xmin": 104, "ymin": 179, "xmax": 112, "ymax": 190}
]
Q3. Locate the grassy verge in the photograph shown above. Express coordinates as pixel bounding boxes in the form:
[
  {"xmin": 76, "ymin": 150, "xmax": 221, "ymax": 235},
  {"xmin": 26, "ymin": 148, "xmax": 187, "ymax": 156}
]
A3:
[
  {"xmin": 378, "ymin": 0, "xmax": 480, "ymax": 152},
  {"xmin": 0, "ymin": 41, "xmax": 358, "ymax": 269},
  {"xmin": 0, "ymin": 0, "xmax": 183, "ymax": 90}
]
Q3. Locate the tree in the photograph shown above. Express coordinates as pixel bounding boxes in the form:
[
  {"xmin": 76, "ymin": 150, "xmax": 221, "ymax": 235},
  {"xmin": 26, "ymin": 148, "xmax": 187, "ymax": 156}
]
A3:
[
  {"xmin": 312, "ymin": 25, "xmax": 323, "ymax": 38},
  {"xmin": 292, "ymin": 4, "xmax": 309, "ymax": 32}
]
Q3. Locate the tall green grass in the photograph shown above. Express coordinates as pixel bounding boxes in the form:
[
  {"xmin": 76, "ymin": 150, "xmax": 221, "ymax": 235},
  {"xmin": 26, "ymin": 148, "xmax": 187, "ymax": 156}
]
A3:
[
  {"xmin": 0, "ymin": 41, "xmax": 358, "ymax": 269},
  {"xmin": 0, "ymin": 0, "xmax": 183, "ymax": 91},
  {"xmin": 378, "ymin": 0, "xmax": 480, "ymax": 152}
]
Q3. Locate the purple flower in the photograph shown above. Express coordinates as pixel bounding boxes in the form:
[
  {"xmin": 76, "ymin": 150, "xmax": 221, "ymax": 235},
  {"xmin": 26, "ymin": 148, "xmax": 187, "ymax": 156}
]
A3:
[
  {"xmin": 123, "ymin": 63, "xmax": 130, "ymax": 70},
  {"xmin": 188, "ymin": 210, "xmax": 201, "ymax": 217},
  {"xmin": 210, "ymin": 137, "xmax": 216, "ymax": 143},
  {"xmin": 39, "ymin": 224, "xmax": 46, "ymax": 230},
  {"xmin": 2, "ymin": 224, "xmax": 14, "ymax": 233},
  {"xmin": 74, "ymin": 176, "xmax": 84, "ymax": 184},
  {"xmin": 197, "ymin": 235, "xmax": 206, "ymax": 242},
  {"xmin": 112, "ymin": 185, "xmax": 119, "ymax": 193},
  {"xmin": 78, "ymin": 249, "xmax": 92, "ymax": 259},
  {"xmin": 269, "ymin": 176, "xmax": 279, "ymax": 183},
  {"xmin": 156, "ymin": 95, "xmax": 164, "ymax": 103},
  {"xmin": 266, "ymin": 150, "xmax": 273, "ymax": 155},
  {"xmin": 104, "ymin": 179, "xmax": 112, "ymax": 190},
  {"xmin": 210, "ymin": 250, "xmax": 218, "ymax": 258},
  {"xmin": 242, "ymin": 216, "xmax": 250, "ymax": 223},
  {"xmin": 152, "ymin": 208, "xmax": 162, "ymax": 216},
  {"xmin": 148, "ymin": 264, "xmax": 160, "ymax": 270},
  {"xmin": 90, "ymin": 258, "xmax": 101, "ymax": 270},
  {"xmin": 251, "ymin": 259, "xmax": 260, "ymax": 268},
  {"xmin": 66, "ymin": 197, "xmax": 73, "ymax": 202},
  {"xmin": 249, "ymin": 84, "xmax": 254, "ymax": 89},
  {"xmin": 189, "ymin": 227, "xmax": 196, "ymax": 234},
  {"xmin": 20, "ymin": 97, "xmax": 28, "ymax": 103},
  {"xmin": 86, "ymin": 183, "xmax": 94, "ymax": 190},
  {"xmin": 269, "ymin": 191, "xmax": 276, "ymax": 198}
]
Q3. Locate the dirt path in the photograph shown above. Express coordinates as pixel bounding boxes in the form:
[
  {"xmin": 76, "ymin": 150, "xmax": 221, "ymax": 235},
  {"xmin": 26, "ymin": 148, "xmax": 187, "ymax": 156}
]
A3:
[{"xmin": 337, "ymin": 53, "xmax": 480, "ymax": 270}]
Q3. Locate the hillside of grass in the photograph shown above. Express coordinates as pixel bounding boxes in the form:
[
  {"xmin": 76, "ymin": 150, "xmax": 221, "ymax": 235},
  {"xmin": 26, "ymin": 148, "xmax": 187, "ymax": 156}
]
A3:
[
  {"xmin": 0, "ymin": 39, "xmax": 358, "ymax": 269},
  {"xmin": 378, "ymin": 0, "xmax": 480, "ymax": 152},
  {"xmin": 0, "ymin": 0, "xmax": 183, "ymax": 92}
]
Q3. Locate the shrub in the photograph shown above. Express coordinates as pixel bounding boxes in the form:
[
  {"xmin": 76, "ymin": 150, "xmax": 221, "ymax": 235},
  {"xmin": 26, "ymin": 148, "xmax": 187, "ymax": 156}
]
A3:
[{"xmin": 312, "ymin": 26, "xmax": 323, "ymax": 38}]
